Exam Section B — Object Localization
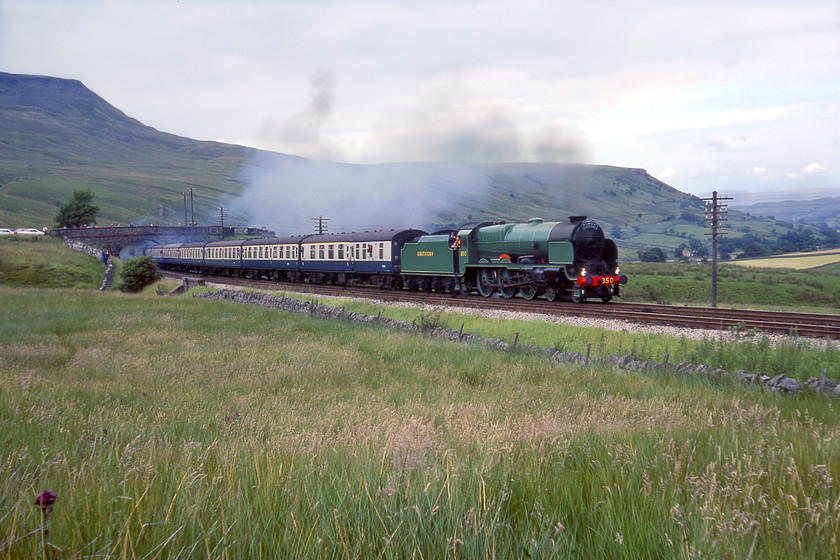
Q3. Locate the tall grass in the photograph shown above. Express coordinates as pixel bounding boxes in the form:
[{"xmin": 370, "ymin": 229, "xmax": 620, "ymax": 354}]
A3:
[{"xmin": 1, "ymin": 288, "xmax": 839, "ymax": 558}]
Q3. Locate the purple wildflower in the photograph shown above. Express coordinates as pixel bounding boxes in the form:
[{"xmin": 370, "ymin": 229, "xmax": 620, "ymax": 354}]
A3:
[{"xmin": 35, "ymin": 490, "xmax": 57, "ymax": 508}]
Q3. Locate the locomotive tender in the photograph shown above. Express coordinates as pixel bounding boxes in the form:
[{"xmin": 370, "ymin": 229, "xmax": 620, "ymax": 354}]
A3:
[{"xmin": 148, "ymin": 216, "xmax": 627, "ymax": 302}]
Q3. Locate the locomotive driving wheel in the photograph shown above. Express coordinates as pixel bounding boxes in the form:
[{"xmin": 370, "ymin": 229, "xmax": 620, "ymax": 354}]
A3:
[
  {"xmin": 476, "ymin": 268, "xmax": 495, "ymax": 297},
  {"xmin": 544, "ymin": 287, "xmax": 557, "ymax": 302},
  {"xmin": 519, "ymin": 282, "xmax": 537, "ymax": 300},
  {"xmin": 498, "ymin": 270, "xmax": 515, "ymax": 298}
]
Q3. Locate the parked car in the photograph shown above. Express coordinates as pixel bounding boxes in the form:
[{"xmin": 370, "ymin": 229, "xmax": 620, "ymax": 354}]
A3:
[
  {"xmin": 0, "ymin": 228, "xmax": 14, "ymax": 236},
  {"xmin": 14, "ymin": 228, "xmax": 46, "ymax": 236}
]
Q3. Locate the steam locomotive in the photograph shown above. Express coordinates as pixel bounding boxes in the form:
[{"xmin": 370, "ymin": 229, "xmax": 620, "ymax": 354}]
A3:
[{"xmin": 148, "ymin": 216, "xmax": 626, "ymax": 302}]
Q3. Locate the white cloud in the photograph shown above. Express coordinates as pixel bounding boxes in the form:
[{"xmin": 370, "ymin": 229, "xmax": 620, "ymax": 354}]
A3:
[
  {"xmin": 654, "ymin": 167, "xmax": 676, "ymax": 182},
  {"xmin": 803, "ymin": 162, "xmax": 826, "ymax": 174}
]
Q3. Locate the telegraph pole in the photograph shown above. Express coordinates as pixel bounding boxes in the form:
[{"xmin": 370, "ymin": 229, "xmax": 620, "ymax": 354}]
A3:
[
  {"xmin": 311, "ymin": 216, "xmax": 330, "ymax": 234},
  {"xmin": 218, "ymin": 207, "xmax": 227, "ymax": 240},
  {"xmin": 702, "ymin": 191, "xmax": 731, "ymax": 307},
  {"xmin": 183, "ymin": 192, "xmax": 188, "ymax": 226},
  {"xmin": 190, "ymin": 188, "xmax": 195, "ymax": 227}
]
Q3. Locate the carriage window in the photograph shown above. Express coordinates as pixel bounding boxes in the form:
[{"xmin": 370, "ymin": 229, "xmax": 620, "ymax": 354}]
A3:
[
  {"xmin": 355, "ymin": 244, "xmax": 360, "ymax": 259},
  {"xmin": 328, "ymin": 244, "xmax": 334, "ymax": 259},
  {"xmin": 338, "ymin": 245, "xmax": 344, "ymax": 259},
  {"xmin": 310, "ymin": 246, "xmax": 316, "ymax": 259},
  {"xmin": 379, "ymin": 243, "xmax": 384, "ymax": 259},
  {"xmin": 319, "ymin": 245, "xmax": 325, "ymax": 259}
]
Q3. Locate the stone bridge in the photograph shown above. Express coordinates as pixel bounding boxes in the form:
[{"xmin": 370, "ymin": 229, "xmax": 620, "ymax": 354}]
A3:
[{"xmin": 49, "ymin": 225, "xmax": 231, "ymax": 258}]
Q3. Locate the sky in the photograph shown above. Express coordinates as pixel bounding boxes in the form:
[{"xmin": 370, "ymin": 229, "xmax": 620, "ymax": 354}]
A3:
[{"xmin": 2, "ymin": 0, "xmax": 839, "ymax": 201}]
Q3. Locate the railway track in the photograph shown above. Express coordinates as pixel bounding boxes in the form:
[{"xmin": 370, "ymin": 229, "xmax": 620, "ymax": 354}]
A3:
[{"xmin": 165, "ymin": 272, "xmax": 840, "ymax": 340}]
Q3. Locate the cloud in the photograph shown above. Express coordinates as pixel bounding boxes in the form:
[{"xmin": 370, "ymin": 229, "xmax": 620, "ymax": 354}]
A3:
[
  {"xmin": 802, "ymin": 162, "xmax": 826, "ymax": 174},
  {"xmin": 360, "ymin": 80, "xmax": 591, "ymax": 164},
  {"xmin": 655, "ymin": 167, "xmax": 676, "ymax": 182}
]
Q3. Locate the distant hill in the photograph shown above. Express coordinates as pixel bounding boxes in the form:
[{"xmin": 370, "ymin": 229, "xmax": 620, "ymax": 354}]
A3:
[
  {"xmin": 733, "ymin": 196, "xmax": 840, "ymax": 228},
  {"xmin": 1, "ymin": 72, "xmax": 835, "ymax": 259}
]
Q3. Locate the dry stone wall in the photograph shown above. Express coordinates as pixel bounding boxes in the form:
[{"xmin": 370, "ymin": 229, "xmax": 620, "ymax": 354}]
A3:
[
  {"xmin": 194, "ymin": 288, "xmax": 840, "ymax": 397},
  {"xmin": 65, "ymin": 240, "xmax": 114, "ymax": 290}
]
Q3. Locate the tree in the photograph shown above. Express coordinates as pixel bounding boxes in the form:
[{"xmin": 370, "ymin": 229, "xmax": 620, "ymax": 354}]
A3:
[
  {"xmin": 688, "ymin": 238, "xmax": 709, "ymax": 259},
  {"xmin": 740, "ymin": 242, "xmax": 769, "ymax": 259},
  {"xmin": 119, "ymin": 256, "xmax": 161, "ymax": 293},
  {"xmin": 638, "ymin": 247, "xmax": 667, "ymax": 262},
  {"xmin": 55, "ymin": 188, "xmax": 100, "ymax": 228}
]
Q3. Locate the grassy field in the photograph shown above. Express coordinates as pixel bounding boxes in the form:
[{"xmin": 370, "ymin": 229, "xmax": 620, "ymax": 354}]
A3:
[
  {"xmin": 0, "ymin": 236, "xmax": 105, "ymax": 289},
  {"xmin": 2, "ymin": 285, "xmax": 840, "ymax": 558},
  {"xmin": 732, "ymin": 250, "xmax": 840, "ymax": 270},
  {"xmin": 620, "ymin": 261, "xmax": 840, "ymax": 311}
]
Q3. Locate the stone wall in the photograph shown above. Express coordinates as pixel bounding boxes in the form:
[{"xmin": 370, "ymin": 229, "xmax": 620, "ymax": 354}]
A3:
[
  {"xmin": 193, "ymin": 288, "xmax": 840, "ymax": 397},
  {"xmin": 65, "ymin": 240, "xmax": 114, "ymax": 290}
]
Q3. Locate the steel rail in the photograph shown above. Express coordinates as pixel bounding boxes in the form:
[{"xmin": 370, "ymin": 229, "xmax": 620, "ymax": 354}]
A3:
[{"xmin": 164, "ymin": 273, "xmax": 840, "ymax": 340}]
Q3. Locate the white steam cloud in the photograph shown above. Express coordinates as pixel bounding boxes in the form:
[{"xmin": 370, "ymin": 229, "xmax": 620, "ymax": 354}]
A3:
[
  {"xmin": 233, "ymin": 153, "xmax": 491, "ymax": 234},
  {"xmin": 235, "ymin": 68, "xmax": 593, "ymax": 234},
  {"xmin": 258, "ymin": 66, "xmax": 341, "ymax": 161}
]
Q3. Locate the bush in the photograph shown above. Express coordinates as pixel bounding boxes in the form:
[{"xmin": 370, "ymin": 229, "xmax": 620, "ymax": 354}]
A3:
[
  {"xmin": 638, "ymin": 247, "xmax": 667, "ymax": 262},
  {"xmin": 119, "ymin": 256, "xmax": 161, "ymax": 293}
]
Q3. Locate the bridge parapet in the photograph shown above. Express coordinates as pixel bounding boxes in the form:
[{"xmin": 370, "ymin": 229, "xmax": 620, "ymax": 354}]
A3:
[{"xmin": 50, "ymin": 225, "xmax": 228, "ymax": 256}]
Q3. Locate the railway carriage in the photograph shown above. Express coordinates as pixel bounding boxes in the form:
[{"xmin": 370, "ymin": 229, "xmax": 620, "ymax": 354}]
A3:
[
  {"xmin": 241, "ymin": 236, "xmax": 306, "ymax": 281},
  {"xmin": 204, "ymin": 239, "xmax": 245, "ymax": 276},
  {"xmin": 147, "ymin": 242, "xmax": 182, "ymax": 269},
  {"xmin": 300, "ymin": 229, "xmax": 426, "ymax": 286},
  {"xmin": 165, "ymin": 241, "xmax": 206, "ymax": 273}
]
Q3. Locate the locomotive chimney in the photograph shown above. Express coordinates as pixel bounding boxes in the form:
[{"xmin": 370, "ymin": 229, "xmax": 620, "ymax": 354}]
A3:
[{"xmin": 568, "ymin": 215, "xmax": 587, "ymax": 223}]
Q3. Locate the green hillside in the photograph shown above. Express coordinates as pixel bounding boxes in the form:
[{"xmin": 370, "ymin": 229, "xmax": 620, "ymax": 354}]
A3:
[
  {"xmin": 0, "ymin": 235, "xmax": 105, "ymax": 289},
  {"xmin": 0, "ymin": 72, "xmax": 261, "ymax": 228},
  {"xmin": 1, "ymin": 72, "xmax": 835, "ymax": 259}
]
